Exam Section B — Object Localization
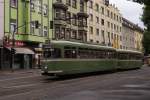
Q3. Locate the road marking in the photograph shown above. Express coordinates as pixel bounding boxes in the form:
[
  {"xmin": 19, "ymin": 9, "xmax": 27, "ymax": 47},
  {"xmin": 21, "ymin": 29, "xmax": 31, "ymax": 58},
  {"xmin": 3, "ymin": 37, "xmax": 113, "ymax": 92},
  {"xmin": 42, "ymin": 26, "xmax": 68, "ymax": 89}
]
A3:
[
  {"xmin": 3, "ymin": 83, "xmax": 41, "ymax": 89},
  {"xmin": 0, "ymin": 75, "xmax": 40, "ymax": 82}
]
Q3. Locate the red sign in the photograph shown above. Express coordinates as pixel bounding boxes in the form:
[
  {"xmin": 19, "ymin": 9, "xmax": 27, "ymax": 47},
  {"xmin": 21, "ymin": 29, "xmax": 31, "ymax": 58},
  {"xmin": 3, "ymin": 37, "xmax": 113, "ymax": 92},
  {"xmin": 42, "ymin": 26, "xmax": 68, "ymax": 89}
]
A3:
[{"xmin": 4, "ymin": 40, "xmax": 25, "ymax": 47}]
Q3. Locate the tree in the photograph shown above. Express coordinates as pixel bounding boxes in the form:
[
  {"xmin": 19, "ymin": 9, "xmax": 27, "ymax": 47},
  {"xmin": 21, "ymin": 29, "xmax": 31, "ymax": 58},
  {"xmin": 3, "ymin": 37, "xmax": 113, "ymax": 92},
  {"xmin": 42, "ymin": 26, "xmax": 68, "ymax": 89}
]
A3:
[{"xmin": 130, "ymin": 0, "xmax": 150, "ymax": 55}]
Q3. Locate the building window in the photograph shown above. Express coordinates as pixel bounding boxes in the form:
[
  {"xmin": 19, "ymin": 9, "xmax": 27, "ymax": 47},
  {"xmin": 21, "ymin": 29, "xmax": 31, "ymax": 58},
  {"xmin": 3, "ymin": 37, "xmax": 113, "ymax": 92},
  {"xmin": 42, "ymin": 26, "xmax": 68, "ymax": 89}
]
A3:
[
  {"xmin": 30, "ymin": 21, "xmax": 35, "ymax": 34},
  {"xmin": 89, "ymin": 26, "xmax": 93, "ymax": 34},
  {"xmin": 90, "ymin": 39, "xmax": 93, "ymax": 43},
  {"xmin": 101, "ymin": 19, "xmax": 104, "ymax": 25},
  {"xmin": 43, "ymin": 26, "xmax": 48, "ymax": 37},
  {"xmin": 43, "ymin": 5, "xmax": 48, "ymax": 16},
  {"xmin": 120, "ymin": 27, "xmax": 122, "ymax": 32},
  {"xmin": 107, "ymin": 10, "xmax": 110, "ymax": 17},
  {"xmin": 101, "ymin": 7, "xmax": 104, "ymax": 15},
  {"xmin": 55, "ymin": 9, "xmax": 61, "ymax": 19},
  {"xmin": 89, "ymin": 14, "xmax": 93, "ymax": 22},
  {"xmin": 114, "ymin": 13, "xmax": 116, "ymax": 20},
  {"xmin": 101, "ymin": 30, "xmax": 105, "ymax": 43},
  {"xmin": 111, "ymin": 12, "xmax": 113, "ymax": 19},
  {"xmin": 31, "ymin": 0, "xmax": 35, "ymax": 10},
  {"xmin": 96, "ymin": 16, "xmax": 99, "ymax": 23},
  {"xmin": 55, "ymin": 27, "xmax": 60, "ymax": 39},
  {"xmin": 11, "ymin": 0, "xmax": 17, "ymax": 8},
  {"xmin": 83, "ymin": 18, "xmax": 87, "ymax": 26},
  {"xmin": 96, "ymin": 28, "xmax": 99, "ymax": 36},
  {"xmin": 61, "ymin": 28, "xmax": 65, "ymax": 39},
  {"xmin": 95, "ymin": 3, "xmax": 99, "ymax": 12},
  {"xmin": 89, "ymin": 1, "xmax": 93, "ymax": 9},
  {"xmin": 38, "ymin": 25, "xmax": 43, "ymax": 36},
  {"xmin": 66, "ymin": 12, "xmax": 71, "ymax": 24},
  {"xmin": 10, "ymin": 19, "xmax": 17, "ymax": 33},
  {"xmin": 107, "ymin": 21, "xmax": 110, "ymax": 28},
  {"xmin": 111, "ymin": 33, "xmax": 113, "ymax": 39},
  {"xmin": 71, "ymin": 30, "xmax": 77, "ymax": 39},
  {"xmin": 120, "ymin": 36, "xmax": 122, "ymax": 41},
  {"xmin": 61, "ymin": 10, "xmax": 66, "ymax": 20},
  {"xmin": 108, "ymin": 32, "xmax": 110, "ymax": 43},
  {"xmin": 114, "ymin": 24, "xmax": 116, "ymax": 31},
  {"xmin": 66, "ymin": 0, "xmax": 71, "ymax": 6},
  {"xmin": 72, "ymin": 0, "xmax": 77, "ymax": 8},
  {"xmin": 111, "ymin": 23, "xmax": 113, "ymax": 29},
  {"xmin": 80, "ymin": 1, "xmax": 84, "ymax": 12},
  {"xmin": 72, "ymin": 14, "xmax": 77, "ymax": 25},
  {"xmin": 38, "ymin": 0, "xmax": 42, "ymax": 13}
]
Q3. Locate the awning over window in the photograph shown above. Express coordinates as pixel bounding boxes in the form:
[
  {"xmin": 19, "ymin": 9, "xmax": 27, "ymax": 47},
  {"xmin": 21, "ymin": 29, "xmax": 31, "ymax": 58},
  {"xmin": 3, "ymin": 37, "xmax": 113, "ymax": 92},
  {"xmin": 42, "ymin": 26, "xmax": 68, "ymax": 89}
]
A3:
[{"xmin": 7, "ymin": 47, "xmax": 35, "ymax": 55}]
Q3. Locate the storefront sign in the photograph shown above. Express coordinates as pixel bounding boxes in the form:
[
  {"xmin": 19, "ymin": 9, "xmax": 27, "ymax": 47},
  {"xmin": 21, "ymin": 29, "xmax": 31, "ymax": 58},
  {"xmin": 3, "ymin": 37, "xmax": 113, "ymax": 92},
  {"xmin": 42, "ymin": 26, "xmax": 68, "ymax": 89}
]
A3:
[{"xmin": 4, "ymin": 40, "xmax": 25, "ymax": 47}]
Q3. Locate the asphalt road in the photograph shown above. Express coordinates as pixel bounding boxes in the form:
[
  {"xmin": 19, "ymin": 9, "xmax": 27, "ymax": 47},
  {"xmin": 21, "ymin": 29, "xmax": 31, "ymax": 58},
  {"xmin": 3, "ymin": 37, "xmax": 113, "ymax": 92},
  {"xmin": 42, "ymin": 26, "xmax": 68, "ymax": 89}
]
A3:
[{"xmin": 0, "ymin": 66, "xmax": 150, "ymax": 100}]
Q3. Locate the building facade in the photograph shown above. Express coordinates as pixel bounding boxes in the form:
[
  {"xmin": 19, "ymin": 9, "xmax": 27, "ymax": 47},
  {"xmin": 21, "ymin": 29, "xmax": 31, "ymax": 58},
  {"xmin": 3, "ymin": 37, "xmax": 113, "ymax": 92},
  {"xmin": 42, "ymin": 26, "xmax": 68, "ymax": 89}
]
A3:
[
  {"xmin": 0, "ymin": 0, "xmax": 144, "ymax": 70},
  {"xmin": 122, "ymin": 18, "xmax": 143, "ymax": 51},
  {"xmin": 87, "ymin": 0, "xmax": 122, "ymax": 49},
  {"xmin": 52, "ymin": 0, "xmax": 88, "ymax": 42},
  {"xmin": 1, "ymin": 0, "xmax": 89, "ymax": 69},
  {"xmin": 2, "ymin": 0, "xmax": 53, "ymax": 69},
  {"xmin": 134, "ymin": 25, "xmax": 143, "ymax": 51}
]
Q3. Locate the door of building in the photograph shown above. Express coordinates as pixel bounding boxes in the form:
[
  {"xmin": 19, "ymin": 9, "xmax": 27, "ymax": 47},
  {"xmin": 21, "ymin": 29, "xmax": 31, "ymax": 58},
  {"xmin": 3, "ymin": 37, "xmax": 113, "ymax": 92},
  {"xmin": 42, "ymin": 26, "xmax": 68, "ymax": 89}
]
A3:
[{"xmin": 24, "ymin": 55, "xmax": 30, "ymax": 69}]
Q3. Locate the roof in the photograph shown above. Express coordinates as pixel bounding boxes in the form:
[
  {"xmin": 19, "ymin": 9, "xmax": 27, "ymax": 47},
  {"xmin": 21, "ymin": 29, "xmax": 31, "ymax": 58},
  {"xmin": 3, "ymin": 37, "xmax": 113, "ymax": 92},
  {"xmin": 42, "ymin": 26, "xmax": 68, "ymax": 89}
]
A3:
[
  {"xmin": 50, "ymin": 40, "xmax": 116, "ymax": 51},
  {"xmin": 116, "ymin": 49, "xmax": 143, "ymax": 54}
]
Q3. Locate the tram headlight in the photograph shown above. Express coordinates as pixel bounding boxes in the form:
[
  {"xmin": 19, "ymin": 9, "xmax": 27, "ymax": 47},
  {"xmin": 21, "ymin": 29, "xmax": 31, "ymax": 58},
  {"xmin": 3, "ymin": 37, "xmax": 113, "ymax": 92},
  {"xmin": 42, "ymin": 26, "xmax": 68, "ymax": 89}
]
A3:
[{"xmin": 44, "ymin": 66, "xmax": 48, "ymax": 70}]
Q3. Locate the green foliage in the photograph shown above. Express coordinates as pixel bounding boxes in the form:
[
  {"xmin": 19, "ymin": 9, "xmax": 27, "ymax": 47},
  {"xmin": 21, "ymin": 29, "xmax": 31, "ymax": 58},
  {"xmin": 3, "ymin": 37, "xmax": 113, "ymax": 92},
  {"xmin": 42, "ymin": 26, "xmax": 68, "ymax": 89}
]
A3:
[{"xmin": 143, "ymin": 31, "xmax": 150, "ymax": 54}]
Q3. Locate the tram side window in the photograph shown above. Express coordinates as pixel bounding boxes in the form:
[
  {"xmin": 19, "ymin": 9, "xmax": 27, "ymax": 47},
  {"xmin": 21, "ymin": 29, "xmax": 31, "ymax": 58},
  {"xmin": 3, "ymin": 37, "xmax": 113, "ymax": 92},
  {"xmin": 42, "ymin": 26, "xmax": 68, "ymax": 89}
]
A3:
[
  {"xmin": 119, "ymin": 53, "xmax": 129, "ymax": 60},
  {"xmin": 43, "ymin": 48, "xmax": 61, "ymax": 58},
  {"xmin": 64, "ymin": 50, "xmax": 77, "ymax": 58},
  {"xmin": 107, "ymin": 51, "xmax": 115, "ymax": 59},
  {"xmin": 53, "ymin": 48, "xmax": 61, "ymax": 58}
]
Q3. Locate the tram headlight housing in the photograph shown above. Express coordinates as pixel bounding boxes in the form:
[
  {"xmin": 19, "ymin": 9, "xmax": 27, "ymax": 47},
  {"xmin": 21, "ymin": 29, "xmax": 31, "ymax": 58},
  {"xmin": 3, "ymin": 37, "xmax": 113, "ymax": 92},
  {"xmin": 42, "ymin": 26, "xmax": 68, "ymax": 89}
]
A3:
[{"xmin": 44, "ymin": 66, "xmax": 48, "ymax": 70}]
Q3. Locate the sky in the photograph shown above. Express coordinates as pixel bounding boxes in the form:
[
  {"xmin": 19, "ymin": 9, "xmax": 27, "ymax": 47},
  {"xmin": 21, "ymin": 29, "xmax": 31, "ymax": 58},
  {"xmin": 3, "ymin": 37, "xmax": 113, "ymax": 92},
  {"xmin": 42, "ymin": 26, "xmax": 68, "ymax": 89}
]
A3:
[{"xmin": 109, "ymin": 0, "xmax": 144, "ymax": 28}]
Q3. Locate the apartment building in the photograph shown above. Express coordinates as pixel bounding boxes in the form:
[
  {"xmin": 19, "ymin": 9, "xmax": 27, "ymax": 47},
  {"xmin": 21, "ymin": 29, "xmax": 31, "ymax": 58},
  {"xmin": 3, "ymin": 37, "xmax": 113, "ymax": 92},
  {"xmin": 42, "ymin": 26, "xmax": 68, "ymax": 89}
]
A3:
[
  {"xmin": 0, "ymin": 0, "xmax": 89, "ymax": 69},
  {"xmin": 1, "ymin": 0, "xmax": 53, "ymax": 69},
  {"xmin": 87, "ymin": 0, "xmax": 122, "ymax": 49},
  {"xmin": 134, "ymin": 25, "xmax": 143, "ymax": 51},
  {"xmin": 53, "ymin": 0, "xmax": 89, "ymax": 42},
  {"xmin": 122, "ymin": 18, "xmax": 143, "ymax": 51}
]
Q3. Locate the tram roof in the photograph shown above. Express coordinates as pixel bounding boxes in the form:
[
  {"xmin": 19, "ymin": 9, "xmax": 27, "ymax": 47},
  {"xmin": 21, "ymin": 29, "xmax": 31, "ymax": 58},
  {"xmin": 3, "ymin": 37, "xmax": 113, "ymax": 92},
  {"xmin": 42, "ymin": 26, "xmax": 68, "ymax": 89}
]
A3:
[
  {"xmin": 50, "ymin": 40, "xmax": 116, "ymax": 51},
  {"xmin": 116, "ymin": 49, "xmax": 143, "ymax": 54}
]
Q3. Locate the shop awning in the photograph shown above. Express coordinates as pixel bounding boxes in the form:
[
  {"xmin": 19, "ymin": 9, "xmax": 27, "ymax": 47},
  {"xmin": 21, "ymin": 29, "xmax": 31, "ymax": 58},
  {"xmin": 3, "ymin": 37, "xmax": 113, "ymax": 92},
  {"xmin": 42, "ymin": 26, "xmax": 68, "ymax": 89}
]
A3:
[{"xmin": 7, "ymin": 47, "xmax": 35, "ymax": 55}]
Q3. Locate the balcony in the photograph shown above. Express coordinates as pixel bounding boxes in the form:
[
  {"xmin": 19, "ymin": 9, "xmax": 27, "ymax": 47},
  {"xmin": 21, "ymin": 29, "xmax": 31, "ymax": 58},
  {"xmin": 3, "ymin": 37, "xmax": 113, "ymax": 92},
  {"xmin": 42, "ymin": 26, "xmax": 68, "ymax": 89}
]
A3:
[
  {"xmin": 77, "ymin": 12, "xmax": 89, "ymax": 18},
  {"xmin": 54, "ymin": 19, "xmax": 67, "ymax": 26},
  {"xmin": 53, "ymin": 2, "xmax": 68, "ymax": 10},
  {"xmin": 78, "ymin": 26, "xmax": 88, "ymax": 31}
]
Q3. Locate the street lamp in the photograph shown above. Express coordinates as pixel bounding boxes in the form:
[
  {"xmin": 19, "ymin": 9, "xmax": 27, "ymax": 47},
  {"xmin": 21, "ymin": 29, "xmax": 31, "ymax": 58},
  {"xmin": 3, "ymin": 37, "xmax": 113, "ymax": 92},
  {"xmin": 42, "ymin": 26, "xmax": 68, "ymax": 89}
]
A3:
[{"xmin": 10, "ymin": 21, "xmax": 39, "ymax": 71}]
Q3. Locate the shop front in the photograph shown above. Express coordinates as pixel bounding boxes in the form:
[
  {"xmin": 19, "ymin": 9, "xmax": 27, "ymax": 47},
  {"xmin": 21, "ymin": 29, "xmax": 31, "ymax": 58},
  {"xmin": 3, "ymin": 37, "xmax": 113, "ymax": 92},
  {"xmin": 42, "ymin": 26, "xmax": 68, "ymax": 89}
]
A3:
[{"xmin": 3, "ymin": 47, "xmax": 34, "ymax": 70}]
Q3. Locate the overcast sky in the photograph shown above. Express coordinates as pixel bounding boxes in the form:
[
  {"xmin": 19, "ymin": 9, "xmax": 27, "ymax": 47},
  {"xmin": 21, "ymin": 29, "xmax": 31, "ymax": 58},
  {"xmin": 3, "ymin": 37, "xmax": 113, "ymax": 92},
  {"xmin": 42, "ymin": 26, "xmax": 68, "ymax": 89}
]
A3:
[{"xmin": 109, "ymin": 0, "xmax": 144, "ymax": 28}]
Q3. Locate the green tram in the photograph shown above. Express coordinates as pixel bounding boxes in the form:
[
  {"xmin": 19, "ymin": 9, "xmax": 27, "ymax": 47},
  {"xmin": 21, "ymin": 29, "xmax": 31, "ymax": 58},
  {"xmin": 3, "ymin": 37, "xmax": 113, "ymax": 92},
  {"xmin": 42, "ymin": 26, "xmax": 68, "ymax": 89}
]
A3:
[{"xmin": 41, "ymin": 40, "xmax": 143, "ymax": 76}]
